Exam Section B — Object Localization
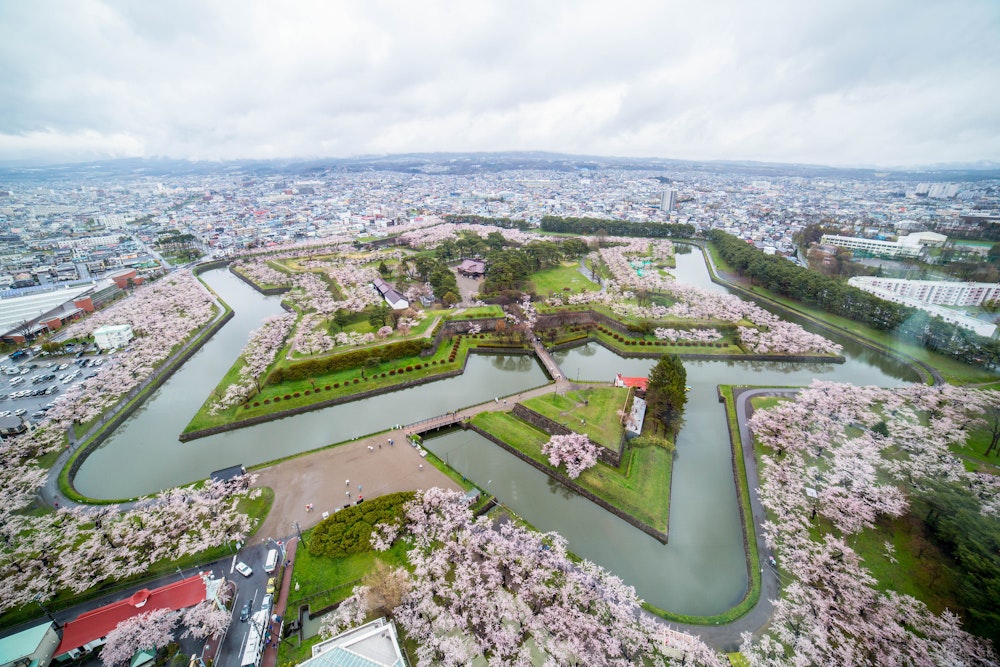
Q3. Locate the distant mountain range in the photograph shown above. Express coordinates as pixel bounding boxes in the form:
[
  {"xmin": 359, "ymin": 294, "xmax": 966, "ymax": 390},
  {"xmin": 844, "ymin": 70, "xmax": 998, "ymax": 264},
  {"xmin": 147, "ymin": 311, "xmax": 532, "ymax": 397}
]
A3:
[{"xmin": 1, "ymin": 151, "xmax": 998, "ymax": 183}]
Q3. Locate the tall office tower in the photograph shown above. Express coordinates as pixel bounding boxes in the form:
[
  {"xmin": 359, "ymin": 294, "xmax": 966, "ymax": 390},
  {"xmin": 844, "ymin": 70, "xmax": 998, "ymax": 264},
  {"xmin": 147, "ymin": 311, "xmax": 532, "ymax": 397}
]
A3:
[{"xmin": 660, "ymin": 189, "xmax": 677, "ymax": 212}]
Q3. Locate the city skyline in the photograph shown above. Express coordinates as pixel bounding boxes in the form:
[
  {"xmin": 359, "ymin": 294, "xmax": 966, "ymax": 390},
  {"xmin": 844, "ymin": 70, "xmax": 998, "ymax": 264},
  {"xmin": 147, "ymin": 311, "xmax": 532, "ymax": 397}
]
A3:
[{"xmin": 1, "ymin": 0, "xmax": 999, "ymax": 167}]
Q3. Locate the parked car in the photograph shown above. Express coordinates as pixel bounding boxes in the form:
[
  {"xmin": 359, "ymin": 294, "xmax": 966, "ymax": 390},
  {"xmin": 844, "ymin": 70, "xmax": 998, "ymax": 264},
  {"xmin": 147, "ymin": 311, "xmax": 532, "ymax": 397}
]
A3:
[
  {"xmin": 240, "ymin": 601, "xmax": 251, "ymax": 622},
  {"xmin": 14, "ymin": 408, "xmax": 27, "ymax": 416},
  {"xmin": 235, "ymin": 561, "xmax": 253, "ymax": 577},
  {"xmin": 260, "ymin": 594, "xmax": 273, "ymax": 612},
  {"xmin": 265, "ymin": 577, "xmax": 277, "ymax": 595}
]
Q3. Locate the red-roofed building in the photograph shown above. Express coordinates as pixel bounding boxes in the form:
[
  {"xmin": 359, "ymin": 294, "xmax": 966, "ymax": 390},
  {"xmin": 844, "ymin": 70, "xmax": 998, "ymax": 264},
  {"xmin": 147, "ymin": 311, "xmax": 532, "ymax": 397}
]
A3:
[
  {"xmin": 55, "ymin": 575, "xmax": 207, "ymax": 659},
  {"xmin": 613, "ymin": 373, "xmax": 648, "ymax": 392}
]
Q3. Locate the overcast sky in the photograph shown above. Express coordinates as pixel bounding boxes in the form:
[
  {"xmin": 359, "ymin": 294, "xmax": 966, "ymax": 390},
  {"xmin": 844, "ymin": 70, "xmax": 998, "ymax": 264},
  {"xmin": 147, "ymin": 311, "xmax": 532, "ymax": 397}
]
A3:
[{"xmin": 1, "ymin": 0, "xmax": 998, "ymax": 167}]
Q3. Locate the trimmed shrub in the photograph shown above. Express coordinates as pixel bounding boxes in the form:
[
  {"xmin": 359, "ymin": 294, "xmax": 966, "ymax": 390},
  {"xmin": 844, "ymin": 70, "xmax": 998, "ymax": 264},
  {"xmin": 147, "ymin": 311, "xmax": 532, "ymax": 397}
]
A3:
[
  {"xmin": 405, "ymin": 366, "xmax": 413, "ymax": 372},
  {"xmin": 304, "ymin": 390, "xmax": 311, "ymax": 395},
  {"xmin": 267, "ymin": 338, "xmax": 432, "ymax": 383},
  {"xmin": 414, "ymin": 364, "xmax": 422, "ymax": 370},
  {"xmin": 325, "ymin": 385, "xmax": 331, "ymax": 390},
  {"xmin": 284, "ymin": 394, "xmax": 292, "ymax": 400},
  {"xmin": 389, "ymin": 369, "xmax": 396, "ymax": 375},
  {"xmin": 293, "ymin": 392, "xmax": 300, "ymax": 398},
  {"xmin": 353, "ymin": 378, "xmax": 360, "ymax": 384},
  {"xmin": 253, "ymin": 401, "xmax": 260, "ymax": 407},
  {"xmin": 308, "ymin": 491, "xmax": 416, "ymax": 558}
]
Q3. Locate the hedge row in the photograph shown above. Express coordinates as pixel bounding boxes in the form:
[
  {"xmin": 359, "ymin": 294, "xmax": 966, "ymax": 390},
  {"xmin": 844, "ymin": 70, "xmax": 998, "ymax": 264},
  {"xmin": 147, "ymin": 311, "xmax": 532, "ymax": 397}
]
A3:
[
  {"xmin": 596, "ymin": 326, "xmax": 728, "ymax": 347},
  {"xmin": 308, "ymin": 491, "xmax": 416, "ymax": 558},
  {"xmin": 268, "ymin": 339, "xmax": 431, "ymax": 383}
]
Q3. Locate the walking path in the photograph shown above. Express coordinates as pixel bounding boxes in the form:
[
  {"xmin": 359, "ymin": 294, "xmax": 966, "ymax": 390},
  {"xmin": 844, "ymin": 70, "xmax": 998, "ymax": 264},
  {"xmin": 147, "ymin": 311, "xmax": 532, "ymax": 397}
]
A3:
[{"xmin": 261, "ymin": 538, "xmax": 299, "ymax": 667}]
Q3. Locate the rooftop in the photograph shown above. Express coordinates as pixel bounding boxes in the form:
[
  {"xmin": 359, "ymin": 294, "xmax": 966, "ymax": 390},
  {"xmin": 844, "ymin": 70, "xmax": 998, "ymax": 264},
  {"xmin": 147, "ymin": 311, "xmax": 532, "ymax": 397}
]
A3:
[{"xmin": 55, "ymin": 575, "xmax": 207, "ymax": 656}]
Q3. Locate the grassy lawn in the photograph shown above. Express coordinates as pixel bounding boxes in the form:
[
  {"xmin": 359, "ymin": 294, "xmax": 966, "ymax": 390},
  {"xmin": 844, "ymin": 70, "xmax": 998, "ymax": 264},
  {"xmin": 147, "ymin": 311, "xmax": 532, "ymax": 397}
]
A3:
[
  {"xmin": 451, "ymin": 305, "xmax": 504, "ymax": 319},
  {"xmin": 184, "ymin": 335, "xmax": 521, "ymax": 433},
  {"xmin": 470, "ymin": 411, "xmax": 672, "ymax": 533},
  {"xmin": 945, "ymin": 425, "xmax": 1000, "ymax": 473},
  {"xmin": 521, "ymin": 386, "xmax": 628, "ymax": 450},
  {"xmin": 530, "ymin": 262, "xmax": 599, "ymax": 296},
  {"xmin": 278, "ymin": 539, "xmax": 411, "ymax": 665}
]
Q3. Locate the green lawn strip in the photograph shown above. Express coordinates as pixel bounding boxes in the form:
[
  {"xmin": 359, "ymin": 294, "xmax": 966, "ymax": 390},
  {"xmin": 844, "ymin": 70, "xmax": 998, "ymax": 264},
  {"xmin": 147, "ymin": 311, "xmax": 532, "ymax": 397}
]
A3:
[
  {"xmin": 449, "ymin": 305, "xmax": 504, "ymax": 319},
  {"xmin": 0, "ymin": 488, "xmax": 273, "ymax": 630},
  {"xmin": 284, "ymin": 539, "xmax": 410, "ymax": 618},
  {"xmin": 185, "ymin": 335, "xmax": 525, "ymax": 433},
  {"xmin": 521, "ymin": 387, "xmax": 627, "ymax": 450},
  {"xmin": 951, "ymin": 425, "xmax": 1000, "ymax": 470},
  {"xmin": 586, "ymin": 322, "xmax": 748, "ymax": 357},
  {"xmin": 470, "ymin": 412, "xmax": 671, "ymax": 533},
  {"xmin": 277, "ymin": 633, "xmax": 325, "ymax": 666},
  {"xmin": 529, "ymin": 262, "xmax": 600, "ymax": 296}
]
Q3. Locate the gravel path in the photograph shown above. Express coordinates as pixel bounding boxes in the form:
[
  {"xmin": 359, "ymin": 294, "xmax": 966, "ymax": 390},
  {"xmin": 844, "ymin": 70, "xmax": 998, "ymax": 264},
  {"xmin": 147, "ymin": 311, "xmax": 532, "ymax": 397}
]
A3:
[{"xmin": 251, "ymin": 426, "xmax": 462, "ymax": 543}]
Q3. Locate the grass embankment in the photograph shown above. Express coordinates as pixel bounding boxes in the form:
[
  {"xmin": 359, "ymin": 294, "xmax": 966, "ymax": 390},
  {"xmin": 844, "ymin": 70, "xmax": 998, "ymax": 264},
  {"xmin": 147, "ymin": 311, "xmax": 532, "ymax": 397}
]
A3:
[
  {"xmin": 529, "ymin": 261, "xmax": 600, "ymax": 295},
  {"xmin": 185, "ymin": 334, "xmax": 528, "ymax": 434},
  {"xmin": 0, "ymin": 488, "xmax": 274, "ymax": 630},
  {"xmin": 449, "ymin": 305, "xmax": 504, "ymax": 319},
  {"xmin": 703, "ymin": 243, "xmax": 999, "ymax": 385},
  {"xmin": 521, "ymin": 387, "xmax": 627, "ymax": 450},
  {"xmin": 471, "ymin": 411, "xmax": 672, "ymax": 533}
]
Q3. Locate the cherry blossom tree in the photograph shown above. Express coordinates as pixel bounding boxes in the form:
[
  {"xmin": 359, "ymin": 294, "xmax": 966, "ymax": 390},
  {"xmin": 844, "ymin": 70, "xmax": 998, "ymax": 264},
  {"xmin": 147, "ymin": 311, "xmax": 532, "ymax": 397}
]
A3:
[
  {"xmin": 100, "ymin": 608, "xmax": 178, "ymax": 667},
  {"xmin": 180, "ymin": 601, "xmax": 231, "ymax": 639},
  {"xmin": 542, "ymin": 433, "xmax": 599, "ymax": 479},
  {"xmin": 743, "ymin": 381, "xmax": 998, "ymax": 665},
  {"xmin": 325, "ymin": 488, "xmax": 722, "ymax": 666}
]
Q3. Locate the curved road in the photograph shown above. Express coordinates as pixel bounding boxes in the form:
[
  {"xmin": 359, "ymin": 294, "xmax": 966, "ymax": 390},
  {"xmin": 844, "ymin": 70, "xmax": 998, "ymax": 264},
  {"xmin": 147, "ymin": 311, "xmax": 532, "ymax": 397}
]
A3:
[{"xmin": 655, "ymin": 387, "xmax": 797, "ymax": 651}]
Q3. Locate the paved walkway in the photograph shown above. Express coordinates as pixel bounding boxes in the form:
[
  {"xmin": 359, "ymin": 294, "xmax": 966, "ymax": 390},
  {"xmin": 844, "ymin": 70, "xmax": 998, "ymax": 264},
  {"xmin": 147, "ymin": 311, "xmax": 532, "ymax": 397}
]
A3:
[{"xmin": 261, "ymin": 538, "xmax": 299, "ymax": 667}]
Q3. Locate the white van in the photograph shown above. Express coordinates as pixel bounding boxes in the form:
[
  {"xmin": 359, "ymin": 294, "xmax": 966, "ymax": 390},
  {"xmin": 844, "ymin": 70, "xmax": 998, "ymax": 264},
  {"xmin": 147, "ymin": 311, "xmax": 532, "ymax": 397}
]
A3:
[{"xmin": 264, "ymin": 548, "xmax": 279, "ymax": 573}]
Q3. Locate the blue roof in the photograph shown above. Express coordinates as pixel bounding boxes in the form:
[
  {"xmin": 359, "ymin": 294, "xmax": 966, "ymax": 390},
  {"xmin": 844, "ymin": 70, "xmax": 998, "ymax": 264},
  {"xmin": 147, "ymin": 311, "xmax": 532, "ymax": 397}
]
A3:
[{"xmin": 0, "ymin": 623, "xmax": 52, "ymax": 663}]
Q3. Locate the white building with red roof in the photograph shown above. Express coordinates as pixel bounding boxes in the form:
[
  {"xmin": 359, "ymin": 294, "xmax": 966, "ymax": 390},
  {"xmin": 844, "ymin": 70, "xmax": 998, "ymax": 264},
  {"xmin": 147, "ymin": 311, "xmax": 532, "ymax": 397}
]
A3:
[{"xmin": 54, "ymin": 575, "xmax": 208, "ymax": 660}]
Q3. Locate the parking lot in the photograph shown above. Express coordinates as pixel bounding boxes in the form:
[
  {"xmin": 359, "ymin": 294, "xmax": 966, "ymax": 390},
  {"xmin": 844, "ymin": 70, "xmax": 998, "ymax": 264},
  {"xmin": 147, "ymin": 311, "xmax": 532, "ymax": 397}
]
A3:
[{"xmin": 0, "ymin": 345, "xmax": 109, "ymax": 425}]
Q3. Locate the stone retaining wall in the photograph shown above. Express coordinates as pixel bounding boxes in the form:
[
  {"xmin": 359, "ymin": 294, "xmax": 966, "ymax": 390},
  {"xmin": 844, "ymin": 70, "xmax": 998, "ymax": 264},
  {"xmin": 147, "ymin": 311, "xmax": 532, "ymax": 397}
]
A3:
[
  {"xmin": 465, "ymin": 423, "xmax": 668, "ymax": 544},
  {"xmin": 549, "ymin": 335, "xmax": 845, "ymax": 364},
  {"xmin": 180, "ymin": 347, "xmax": 522, "ymax": 441},
  {"xmin": 423, "ymin": 317, "xmax": 506, "ymax": 357},
  {"xmin": 510, "ymin": 404, "xmax": 622, "ymax": 467}
]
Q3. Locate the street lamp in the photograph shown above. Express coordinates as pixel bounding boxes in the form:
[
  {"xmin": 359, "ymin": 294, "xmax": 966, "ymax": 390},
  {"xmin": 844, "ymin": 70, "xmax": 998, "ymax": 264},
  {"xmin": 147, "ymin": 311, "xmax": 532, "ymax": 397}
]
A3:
[
  {"xmin": 267, "ymin": 537, "xmax": 286, "ymax": 562},
  {"xmin": 33, "ymin": 593, "xmax": 59, "ymax": 628}
]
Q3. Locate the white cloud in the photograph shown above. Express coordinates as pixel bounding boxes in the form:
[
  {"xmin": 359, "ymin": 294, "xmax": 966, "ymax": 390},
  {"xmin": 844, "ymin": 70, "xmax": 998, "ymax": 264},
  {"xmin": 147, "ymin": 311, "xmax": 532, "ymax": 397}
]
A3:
[{"xmin": 0, "ymin": 0, "xmax": 998, "ymax": 165}]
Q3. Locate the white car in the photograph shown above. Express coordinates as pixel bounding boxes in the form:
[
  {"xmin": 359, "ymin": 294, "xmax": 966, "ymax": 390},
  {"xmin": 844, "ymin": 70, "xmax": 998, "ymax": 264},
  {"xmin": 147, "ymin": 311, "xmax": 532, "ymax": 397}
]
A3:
[
  {"xmin": 14, "ymin": 408, "xmax": 27, "ymax": 416},
  {"xmin": 235, "ymin": 561, "xmax": 253, "ymax": 577}
]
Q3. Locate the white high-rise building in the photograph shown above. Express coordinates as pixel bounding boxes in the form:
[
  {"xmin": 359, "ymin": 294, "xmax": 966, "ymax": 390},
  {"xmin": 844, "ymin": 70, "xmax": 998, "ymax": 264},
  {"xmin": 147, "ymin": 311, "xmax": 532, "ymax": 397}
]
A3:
[
  {"xmin": 848, "ymin": 277, "xmax": 1000, "ymax": 308},
  {"xmin": 660, "ymin": 189, "xmax": 676, "ymax": 212}
]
